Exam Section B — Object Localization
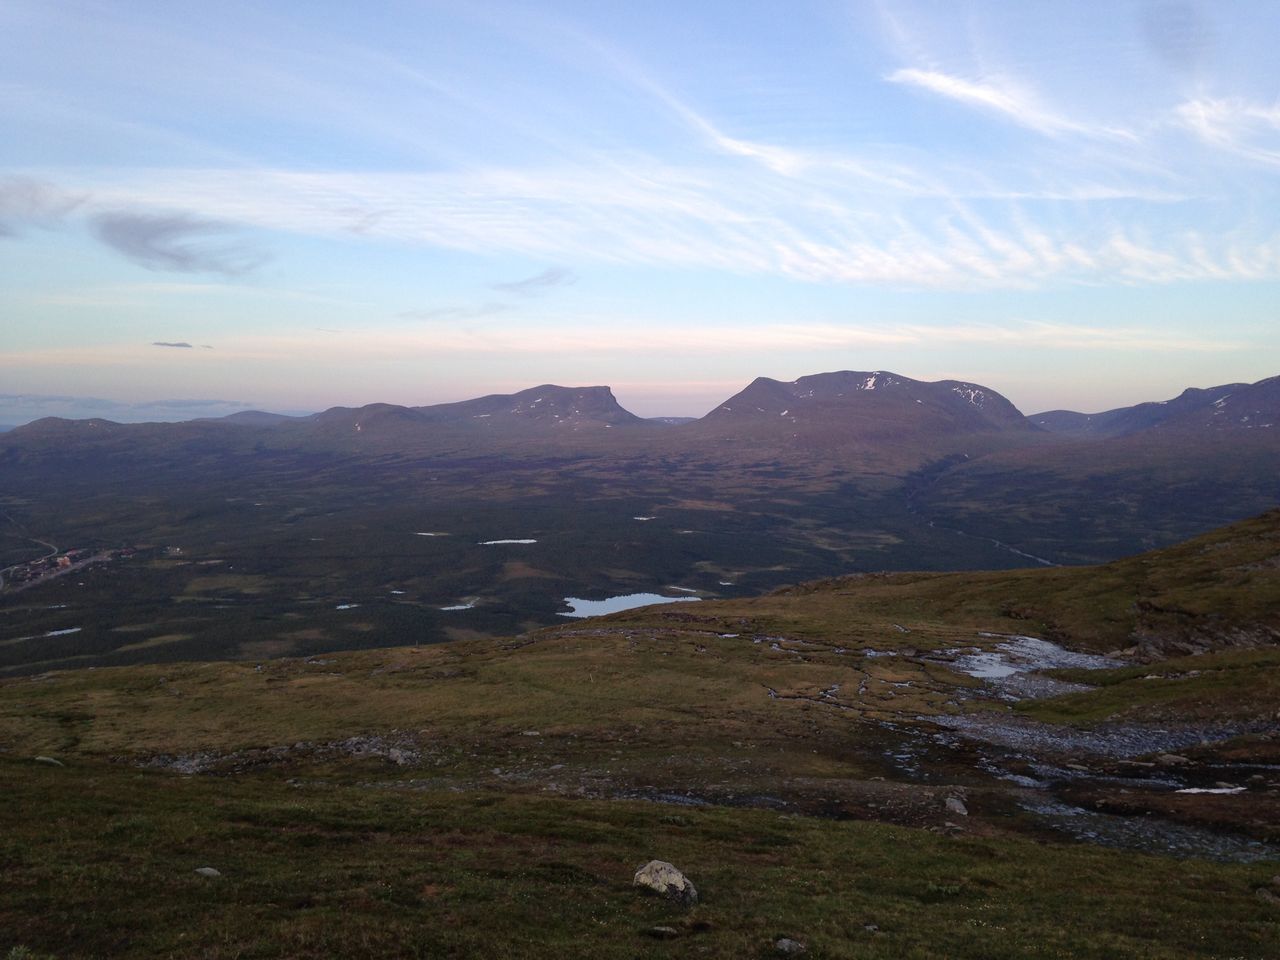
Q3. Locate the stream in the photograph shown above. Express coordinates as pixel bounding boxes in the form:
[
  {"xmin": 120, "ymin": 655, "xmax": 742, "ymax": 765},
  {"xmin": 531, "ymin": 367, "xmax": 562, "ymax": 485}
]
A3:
[{"xmin": 918, "ymin": 633, "xmax": 1280, "ymax": 863}]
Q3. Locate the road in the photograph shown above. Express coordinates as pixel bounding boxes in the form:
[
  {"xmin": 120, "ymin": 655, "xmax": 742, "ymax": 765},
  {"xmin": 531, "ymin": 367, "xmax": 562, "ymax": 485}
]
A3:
[{"xmin": 0, "ymin": 509, "xmax": 60, "ymax": 591}]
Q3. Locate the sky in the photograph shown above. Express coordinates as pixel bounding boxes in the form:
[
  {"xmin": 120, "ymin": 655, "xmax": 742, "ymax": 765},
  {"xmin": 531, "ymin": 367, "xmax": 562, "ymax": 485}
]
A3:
[{"xmin": 2, "ymin": 0, "xmax": 1279, "ymax": 422}]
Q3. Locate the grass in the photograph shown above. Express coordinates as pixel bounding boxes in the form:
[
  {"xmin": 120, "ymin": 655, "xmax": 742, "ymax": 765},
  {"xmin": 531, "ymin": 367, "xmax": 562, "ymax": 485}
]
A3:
[
  {"xmin": 1020, "ymin": 648, "xmax": 1280, "ymax": 726},
  {"xmin": 0, "ymin": 629, "xmax": 955, "ymax": 772},
  {"xmin": 2, "ymin": 757, "xmax": 1277, "ymax": 960},
  {"xmin": 600, "ymin": 507, "xmax": 1280, "ymax": 657},
  {"xmin": 1, "ymin": 512, "xmax": 1278, "ymax": 957}
]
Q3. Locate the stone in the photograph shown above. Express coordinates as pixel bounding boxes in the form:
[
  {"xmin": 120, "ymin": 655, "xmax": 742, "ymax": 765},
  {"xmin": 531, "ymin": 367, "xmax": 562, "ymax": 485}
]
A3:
[
  {"xmin": 33, "ymin": 756, "xmax": 64, "ymax": 767},
  {"xmin": 643, "ymin": 926, "xmax": 681, "ymax": 939},
  {"xmin": 1156, "ymin": 753, "xmax": 1191, "ymax": 766},
  {"xmin": 1257, "ymin": 887, "xmax": 1280, "ymax": 907},
  {"xmin": 194, "ymin": 867, "xmax": 222, "ymax": 878},
  {"xmin": 775, "ymin": 937, "xmax": 807, "ymax": 955},
  {"xmin": 944, "ymin": 796, "xmax": 968, "ymax": 816},
  {"xmin": 633, "ymin": 860, "xmax": 698, "ymax": 906}
]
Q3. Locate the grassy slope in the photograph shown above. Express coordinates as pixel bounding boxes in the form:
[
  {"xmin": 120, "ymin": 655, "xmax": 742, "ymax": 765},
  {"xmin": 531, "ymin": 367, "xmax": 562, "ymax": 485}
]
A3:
[
  {"xmin": 606, "ymin": 506, "xmax": 1280, "ymax": 656},
  {"xmin": 3, "ymin": 759, "xmax": 1277, "ymax": 960},
  {"xmin": 2, "ymin": 511, "xmax": 1279, "ymax": 958}
]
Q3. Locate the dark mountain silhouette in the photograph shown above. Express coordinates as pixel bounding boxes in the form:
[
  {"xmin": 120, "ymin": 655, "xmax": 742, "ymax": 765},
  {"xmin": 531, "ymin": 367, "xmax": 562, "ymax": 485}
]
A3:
[
  {"xmin": 703, "ymin": 370, "xmax": 1028, "ymax": 433},
  {"xmin": 1032, "ymin": 375, "xmax": 1279, "ymax": 438}
]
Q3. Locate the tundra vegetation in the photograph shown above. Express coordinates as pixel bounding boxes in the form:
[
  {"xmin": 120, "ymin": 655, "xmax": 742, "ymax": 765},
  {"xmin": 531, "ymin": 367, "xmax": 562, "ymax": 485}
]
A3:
[{"xmin": 2, "ymin": 509, "xmax": 1278, "ymax": 958}]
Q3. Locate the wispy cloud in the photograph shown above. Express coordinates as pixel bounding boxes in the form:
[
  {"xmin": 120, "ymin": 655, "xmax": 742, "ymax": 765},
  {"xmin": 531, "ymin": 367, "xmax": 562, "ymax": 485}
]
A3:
[
  {"xmin": 0, "ymin": 176, "xmax": 85, "ymax": 237},
  {"xmin": 6, "ymin": 2, "xmax": 1277, "ymax": 300},
  {"xmin": 152, "ymin": 341, "xmax": 193, "ymax": 348},
  {"xmin": 1174, "ymin": 97, "xmax": 1280, "ymax": 167},
  {"xmin": 55, "ymin": 163, "xmax": 1280, "ymax": 291},
  {"xmin": 400, "ymin": 302, "xmax": 510, "ymax": 322},
  {"xmin": 91, "ymin": 210, "xmax": 267, "ymax": 276},
  {"xmin": 490, "ymin": 267, "xmax": 577, "ymax": 295},
  {"xmin": 81, "ymin": 318, "xmax": 1232, "ymax": 361},
  {"xmin": 886, "ymin": 69, "xmax": 1133, "ymax": 141}
]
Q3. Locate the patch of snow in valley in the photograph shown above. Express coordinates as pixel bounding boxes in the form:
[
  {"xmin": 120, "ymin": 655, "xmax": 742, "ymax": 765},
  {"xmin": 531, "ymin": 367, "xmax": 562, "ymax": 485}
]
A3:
[
  {"xmin": 479, "ymin": 539, "xmax": 537, "ymax": 545},
  {"xmin": 439, "ymin": 600, "xmax": 478, "ymax": 611},
  {"xmin": 1176, "ymin": 786, "xmax": 1247, "ymax": 795},
  {"xmin": 942, "ymin": 635, "xmax": 1123, "ymax": 694},
  {"xmin": 335, "ymin": 604, "xmax": 359, "ymax": 610},
  {"xmin": 633, "ymin": 516, "xmax": 656, "ymax": 521},
  {"xmin": 560, "ymin": 593, "xmax": 701, "ymax": 618},
  {"xmin": 414, "ymin": 532, "xmax": 448, "ymax": 537},
  {"xmin": 4, "ymin": 626, "xmax": 83, "ymax": 644}
]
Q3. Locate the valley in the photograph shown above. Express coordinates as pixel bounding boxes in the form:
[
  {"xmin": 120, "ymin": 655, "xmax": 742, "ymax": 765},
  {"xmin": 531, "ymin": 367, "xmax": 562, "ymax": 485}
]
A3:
[{"xmin": 1, "ymin": 371, "xmax": 1276, "ymax": 675}]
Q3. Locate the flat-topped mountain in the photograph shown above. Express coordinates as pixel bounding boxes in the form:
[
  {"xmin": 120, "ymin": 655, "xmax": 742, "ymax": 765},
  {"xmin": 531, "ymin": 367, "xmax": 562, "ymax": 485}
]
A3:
[
  {"xmin": 416, "ymin": 384, "xmax": 643, "ymax": 429},
  {"xmin": 1032, "ymin": 374, "xmax": 1280, "ymax": 438},
  {"xmin": 307, "ymin": 384, "xmax": 645, "ymax": 437}
]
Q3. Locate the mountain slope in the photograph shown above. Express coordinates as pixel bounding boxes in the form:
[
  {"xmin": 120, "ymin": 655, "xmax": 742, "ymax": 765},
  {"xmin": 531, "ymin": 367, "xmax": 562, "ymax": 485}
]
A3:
[
  {"xmin": 703, "ymin": 370, "xmax": 1030, "ymax": 435},
  {"xmin": 1031, "ymin": 375, "xmax": 1279, "ymax": 438},
  {"xmin": 1, "ymin": 511, "xmax": 1277, "ymax": 959},
  {"xmin": 415, "ymin": 383, "xmax": 645, "ymax": 430}
]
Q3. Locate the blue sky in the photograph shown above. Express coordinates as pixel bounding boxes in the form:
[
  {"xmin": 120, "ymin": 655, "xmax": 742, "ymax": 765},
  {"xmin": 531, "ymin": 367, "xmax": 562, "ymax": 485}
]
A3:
[{"xmin": 2, "ymin": 0, "xmax": 1278, "ymax": 421}]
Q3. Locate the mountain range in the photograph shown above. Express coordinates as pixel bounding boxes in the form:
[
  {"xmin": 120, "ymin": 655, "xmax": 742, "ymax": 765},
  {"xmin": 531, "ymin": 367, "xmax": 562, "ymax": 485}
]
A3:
[
  {"xmin": 1, "ymin": 370, "xmax": 1276, "ymax": 674},
  {"xmin": 15, "ymin": 369, "xmax": 1275, "ymax": 451}
]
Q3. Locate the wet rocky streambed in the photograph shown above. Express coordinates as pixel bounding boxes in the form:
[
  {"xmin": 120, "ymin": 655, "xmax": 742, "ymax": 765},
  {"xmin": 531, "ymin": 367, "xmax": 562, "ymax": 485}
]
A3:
[{"xmin": 912, "ymin": 634, "xmax": 1280, "ymax": 863}]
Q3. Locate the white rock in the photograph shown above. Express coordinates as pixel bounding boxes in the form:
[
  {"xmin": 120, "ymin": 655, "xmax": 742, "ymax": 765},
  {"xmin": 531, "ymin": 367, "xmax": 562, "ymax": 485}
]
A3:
[
  {"xmin": 633, "ymin": 860, "xmax": 698, "ymax": 905},
  {"xmin": 194, "ymin": 866, "xmax": 222, "ymax": 878}
]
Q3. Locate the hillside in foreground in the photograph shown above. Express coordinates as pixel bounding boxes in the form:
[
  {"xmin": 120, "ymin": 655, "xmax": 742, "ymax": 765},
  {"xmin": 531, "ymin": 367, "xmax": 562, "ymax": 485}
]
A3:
[{"xmin": 2, "ymin": 511, "xmax": 1278, "ymax": 958}]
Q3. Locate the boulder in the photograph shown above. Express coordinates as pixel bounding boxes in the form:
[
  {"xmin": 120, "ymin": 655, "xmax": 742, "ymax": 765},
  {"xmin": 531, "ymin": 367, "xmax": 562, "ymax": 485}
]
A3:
[
  {"xmin": 642, "ymin": 926, "xmax": 681, "ymax": 939},
  {"xmin": 633, "ymin": 860, "xmax": 698, "ymax": 905},
  {"xmin": 944, "ymin": 796, "xmax": 968, "ymax": 816},
  {"xmin": 194, "ymin": 866, "xmax": 222, "ymax": 878},
  {"xmin": 775, "ymin": 937, "xmax": 807, "ymax": 955}
]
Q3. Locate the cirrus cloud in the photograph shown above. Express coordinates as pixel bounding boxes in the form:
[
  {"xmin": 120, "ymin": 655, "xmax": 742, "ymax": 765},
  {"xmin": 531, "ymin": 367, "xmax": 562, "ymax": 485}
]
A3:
[{"xmin": 91, "ymin": 210, "xmax": 268, "ymax": 276}]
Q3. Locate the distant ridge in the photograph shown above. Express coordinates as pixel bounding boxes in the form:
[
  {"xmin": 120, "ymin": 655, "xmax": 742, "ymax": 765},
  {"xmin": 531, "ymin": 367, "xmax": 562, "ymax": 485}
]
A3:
[
  {"xmin": 212, "ymin": 410, "xmax": 300, "ymax": 426},
  {"xmin": 1032, "ymin": 375, "xmax": 1280, "ymax": 438},
  {"xmin": 306, "ymin": 384, "xmax": 646, "ymax": 437},
  {"xmin": 415, "ymin": 384, "xmax": 643, "ymax": 429}
]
